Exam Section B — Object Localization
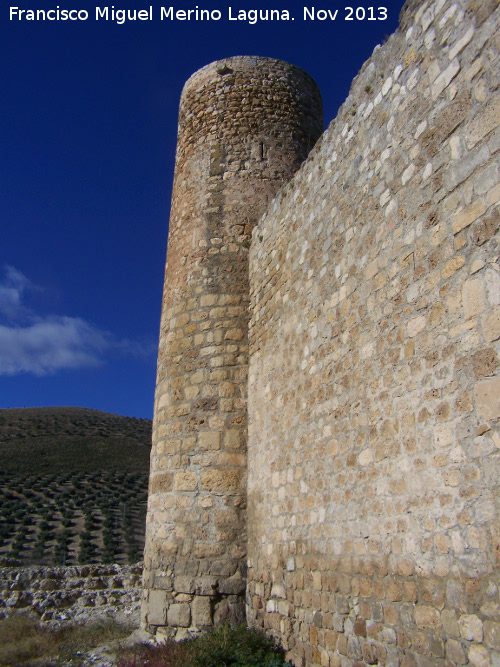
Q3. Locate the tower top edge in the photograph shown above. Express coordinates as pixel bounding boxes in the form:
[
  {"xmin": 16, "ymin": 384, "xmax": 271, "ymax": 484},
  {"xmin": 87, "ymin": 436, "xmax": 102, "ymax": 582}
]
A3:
[{"xmin": 181, "ymin": 56, "xmax": 321, "ymax": 97}]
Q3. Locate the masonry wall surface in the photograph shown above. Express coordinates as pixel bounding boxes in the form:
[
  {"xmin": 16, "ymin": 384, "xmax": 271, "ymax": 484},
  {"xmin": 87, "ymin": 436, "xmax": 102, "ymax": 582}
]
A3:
[
  {"xmin": 142, "ymin": 56, "xmax": 323, "ymax": 639},
  {"xmin": 247, "ymin": 1, "xmax": 500, "ymax": 665}
]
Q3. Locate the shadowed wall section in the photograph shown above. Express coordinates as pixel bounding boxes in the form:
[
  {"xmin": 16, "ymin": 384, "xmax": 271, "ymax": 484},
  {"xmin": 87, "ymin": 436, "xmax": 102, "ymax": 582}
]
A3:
[{"xmin": 142, "ymin": 56, "xmax": 323, "ymax": 639}]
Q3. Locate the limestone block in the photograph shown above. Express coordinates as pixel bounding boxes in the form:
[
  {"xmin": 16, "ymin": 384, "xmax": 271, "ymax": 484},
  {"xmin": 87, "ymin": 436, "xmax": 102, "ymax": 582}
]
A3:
[
  {"xmin": 214, "ymin": 599, "xmax": 230, "ymax": 624},
  {"xmin": 468, "ymin": 644, "xmax": 491, "ymax": 667},
  {"xmin": 150, "ymin": 473, "xmax": 174, "ymax": 493},
  {"xmin": 452, "ymin": 200, "xmax": 486, "ymax": 234},
  {"xmin": 167, "ymin": 602, "xmax": 191, "ymax": 628},
  {"xmin": 474, "ymin": 378, "xmax": 500, "ymax": 420},
  {"xmin": 486, "ymin": 269, "xmax": 500, "ymax": 307},
  {"xmin": 198, "ymin": 431, "xmax": 221, "ymax": 451},
  {"xmin": 463, "ymin": 278, "xmax": 486, "ymax": 319},
  {"xmin": 174, "ymin": 576, "xmax": 195, "ymax": 594},
  {"xmin": 414, "ymin": 605, "xmax": 441, "ymax": 628},
  {"xmin": 219, "ymin": 577, "xmax": 246, "ymax": 595},
  {"xmin": 147, "ymin": 589, "xmax": 168, "ymax": 626},
  {"xmin": 200, "ymin": 470, "xmax": 239, "ymax": 491},
  {"xmin": 153, "ymin": 575, "xmax": 172, "ymax": 591},
  {"xmin": 192, "ymin": 596, "xmax": 213, "ymax": 626},
  {"xmin": 224, "ymin": 429, "xmax": 244, "ymax": 450},
  {"xmin": 472, "ymin": 348, "xmax": 498, "ymax": 379},
  {"xmin": 196, "ymin": 576, "xmax": 218, "ymax": 595},
  {"xmin": 459, "ymin": 615, "xmax": 484, "ymax": 642},
  {"xmin": 466, "ymin": 94, "xmax": 500, "ymax": 148},
  {"xmin": 473, "ymin": 208, "xmax": 500, "ymax": 247},
  {"xmin": 442, "ymin": 609, "xmax": 460, "ymax": 636},
  {"xmin": 174, "ymin": 472, "xmax": 198, "ymax": 491},
  {"xmin": 446, "ymin": 639, "xmax": 467, "ymax": 665},
  {"xmin": 484, "ymin": 621, "xmax": 500, "ymax": 650}
]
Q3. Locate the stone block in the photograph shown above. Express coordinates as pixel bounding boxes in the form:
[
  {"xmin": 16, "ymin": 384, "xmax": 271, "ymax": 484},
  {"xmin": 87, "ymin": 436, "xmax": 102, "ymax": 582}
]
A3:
[
  {"xmin": 213, "ymin": 599, "xmax": 230, "ymax": 624},
  {"xmin": 147, "ymin": 589, "xmax": 167, "ymax": 626},
  {"xmin": 446, "ymin": 639, "xmax": 467, "ymax": 664},
  {"xmin": 472, "ymin": 348, "xmax": 498, "ymax": 379},
  {"xmin": 414, "ymin": 605, "xmax": 441, "ymax": 628},
  {"xmin": 198, "ymin": 431, "xmax": 221, "ymax": 450},
  {"xmin": 174, "ymin": 472, "xmax": 198, "ymax": 491},
  {"xmin": 442, "ymin": 609, "xmax": 460, "ymax": 636},
  {"xmin": 482, "ymin": 308, "xmax": 500, "ymax": 342},
  {"xmin": 452, "ymin": 200, "xmax": 486, "ymax": 234},
  {"xmin": 473, "ymin": 208, "xmax": 500, "ymax": 246},
  {"xmin": 200, "ymin": 470, "xmax": 239, "ymax": 491},
  {"xmin": 466, "ymin": 94, "xmax": 500, "ymax": 148},
  {"xmin": 446, "ymin": 580, "xmax": 467, "ymax": 612},
  {"xmin": 150, "ymin": 473, "xmax": 174, "ymax": 493},
  {"xmin": 174, "ymin": 576, "xmax": 195, "ymax": 594},
  {"xmin": 219, "ymin": 577, "xmax": 246, "ymax": 595},
  {"xmin": 153, "ymin": 575, "xmax": 172, "ymax": 591},
  {"xmin": 463, "ymin": 278, "xmax": 487, "ymax": 319},
  {"xmin": 468, "ymin": 644, "xmax": 491, "ymax": 667},
  {"xmin": 484, "ymin": 621, "xmax": 500, "ymax": 650},
  {"xmin": 224, "ymin": 429, "xmax": 244, "ymax": 450},
  {"xmin": 192, "ymin": 595, "xmax": 212, "ymax": 626},
  {"xmin": 167, "ymin": 602, "xmax": 191, "ymax": 628},
  {"xmin": 475, "ymin": 377, "xmax": 500, "ymax": 420},
  {"xmin": 459, "ymin": 614, "xmax": 484, "ymax": 642}
]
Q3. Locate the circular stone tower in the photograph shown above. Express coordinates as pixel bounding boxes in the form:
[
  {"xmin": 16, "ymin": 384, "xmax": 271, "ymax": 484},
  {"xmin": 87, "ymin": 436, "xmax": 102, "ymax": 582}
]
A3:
[{"xmin": 142, "ymin": 56, "xmax": 323, "ymax": 639}]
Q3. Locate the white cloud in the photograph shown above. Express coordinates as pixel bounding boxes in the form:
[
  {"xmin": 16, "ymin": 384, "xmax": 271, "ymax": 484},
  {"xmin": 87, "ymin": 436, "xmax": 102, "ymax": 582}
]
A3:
[
  {"xmin": 0, "ymin": 266, "xmax": 153, "ymax": 376},
  {"xmin": 0, "ymin": 265, "xmax": 34, "ymax": 320},
  {"xmin": 0, "ymin": 317, "xmax": 110, "ymax": 376}
]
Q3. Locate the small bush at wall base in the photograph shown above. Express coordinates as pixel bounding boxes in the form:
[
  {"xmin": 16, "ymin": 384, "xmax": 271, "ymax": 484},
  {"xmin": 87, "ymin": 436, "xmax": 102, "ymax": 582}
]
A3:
[{"xmin": 117, "ymin": 624, "xmax": 294, "ymax": 667}]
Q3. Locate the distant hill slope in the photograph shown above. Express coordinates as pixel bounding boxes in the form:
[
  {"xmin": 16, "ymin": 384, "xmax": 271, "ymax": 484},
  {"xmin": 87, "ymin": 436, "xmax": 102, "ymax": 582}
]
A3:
[{"xmin": 0, "ymin": 407, "xmax": 152, "ymax": 475}]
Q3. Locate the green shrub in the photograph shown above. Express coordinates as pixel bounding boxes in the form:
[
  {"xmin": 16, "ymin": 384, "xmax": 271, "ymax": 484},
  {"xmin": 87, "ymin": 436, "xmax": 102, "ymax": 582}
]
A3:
[{"xmin": 117, "ymin": 625, "xmax": 294, "ymax": 667}]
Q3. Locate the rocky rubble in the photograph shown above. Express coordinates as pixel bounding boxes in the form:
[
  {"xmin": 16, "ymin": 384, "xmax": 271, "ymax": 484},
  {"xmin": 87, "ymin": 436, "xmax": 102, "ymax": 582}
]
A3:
[{"xmin": 0, "ymin": 562, "xmax": 143, "ymax": 627}]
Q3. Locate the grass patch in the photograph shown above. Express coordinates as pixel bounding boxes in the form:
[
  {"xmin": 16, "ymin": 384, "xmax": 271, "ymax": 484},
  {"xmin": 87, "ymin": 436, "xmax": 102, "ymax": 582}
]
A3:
[
  {"xmin": 117, "ymin": 624, "xmax": 294, "ymax": 667},
  {"xmin": 0, "ymin": 614, "xmax": 131, "ymax": 666}
]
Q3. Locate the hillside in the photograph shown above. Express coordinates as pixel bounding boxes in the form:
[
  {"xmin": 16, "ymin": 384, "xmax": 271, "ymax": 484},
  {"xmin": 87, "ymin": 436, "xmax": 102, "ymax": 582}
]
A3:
[
  {"xmin": 0, "ymin": 407, "xmax": 152, "ymax": 475},
  {"xmin": 0, "ymin": 407, "xmax": 152, "ymax": 567}
]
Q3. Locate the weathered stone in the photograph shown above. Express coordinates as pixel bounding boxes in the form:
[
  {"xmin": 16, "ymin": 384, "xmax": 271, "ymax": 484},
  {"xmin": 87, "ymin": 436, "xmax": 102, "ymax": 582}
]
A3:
[
  {"xmin": 442, "ymin": 609, "xmax": 460, "ymax": 637},
  {"xmin": 195, "ymin": 576, "xmax": 218, "ymax": 595},
  {"xmin": 192, "ymin": 596, "xmax": 212, "ymax": 627},
  {"xmin": 463, "ymin": 278, "xmax": 487, "ymax": 318},
  {"xmin": 167, "ymin": 603, "xmax": 191, "ymax": 628},
  {"xmin": 459, "ymin": 615, "xmax": 484, "ymax": 642},
  {"xmin": 174, "ymin": 576, "xmax": 195, "ymax": 595},
  {"xmin": 452, "ymin": 200, "xmax": 486, "ymax": 235},
  {"xmin": 200, "ymin": 470, "xmax": 239, "ymax": 491},
  {"xmin": 484, "ymin": 621, "xmax": 500, "ymax": 651},
  {"xmin": 446, "ymin": 638, "xmax": 467, "ymax": 664},
  {"xmin": 475, "ymin": 378, "xmax": 500, "ymax": 420},
  {"xmin": 219, "ymin": 577, "xmax": 246, "ymax": 595},
  {"xmin": 198, "ymin": 432, "xmax": 221, "ymax": 451},
  {"xmin": 472, "ymin": 349, "xmax": 499, "ymax": 379},
  {"xmin": 173, "ymin": 472, "xmax": 197, "ymax": 492},
  {"xmin": 469, "ymin": 644, "xmax": 492, "ymax": 667},
  {"xmin": 414, "ymin": 606, "xmax": 441, "ymax": 628},
  {"xmin": 482, "ymin": 308, "xmax": 500, "ymax": 342}
]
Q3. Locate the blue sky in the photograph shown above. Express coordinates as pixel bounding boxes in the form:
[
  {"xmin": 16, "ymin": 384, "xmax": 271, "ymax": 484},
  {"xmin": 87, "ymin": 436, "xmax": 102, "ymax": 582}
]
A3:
[{"xmin": 1, "ymin": 0, "xmax": 405, "ymax": 418}]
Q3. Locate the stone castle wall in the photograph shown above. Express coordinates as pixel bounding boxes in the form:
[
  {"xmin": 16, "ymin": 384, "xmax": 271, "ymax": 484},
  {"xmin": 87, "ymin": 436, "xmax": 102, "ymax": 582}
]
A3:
[
  {"xmin": 247, "ymin": 0, "xmax": 500, "ymax": 665},
  {"xmin": 142, "ymin": 56, "xmax": 323, "ymax": 640}
]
